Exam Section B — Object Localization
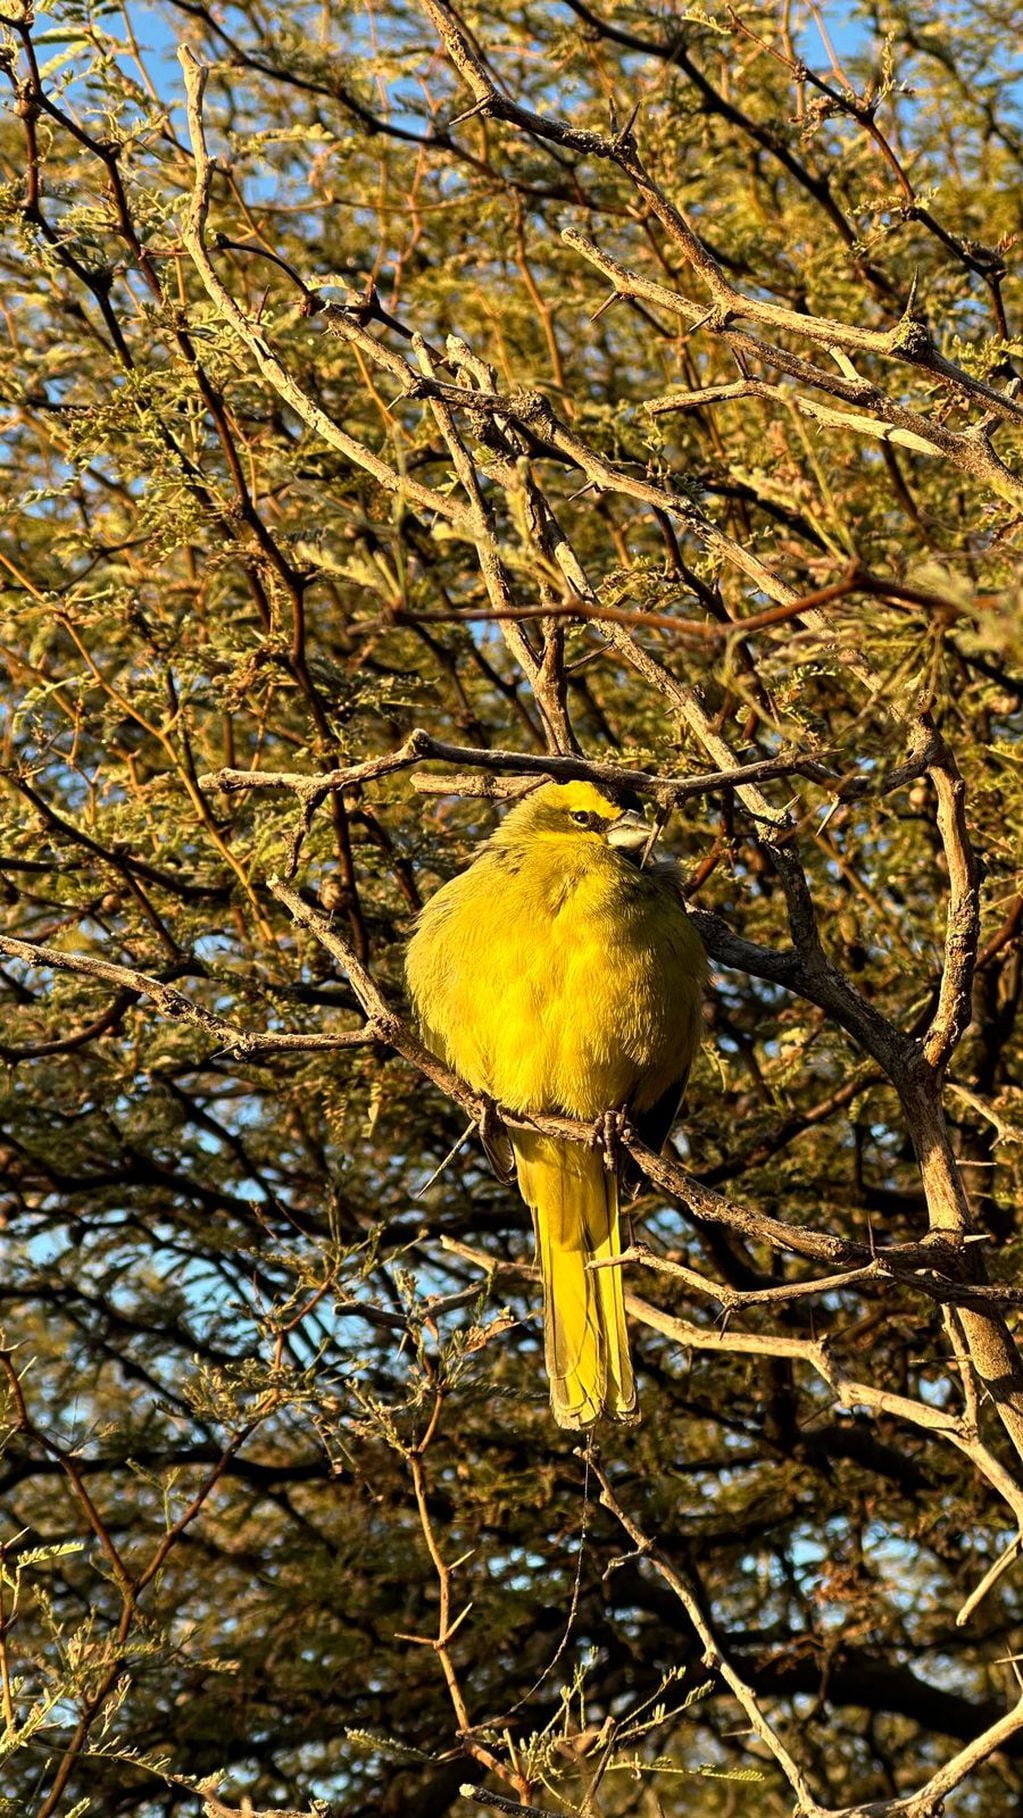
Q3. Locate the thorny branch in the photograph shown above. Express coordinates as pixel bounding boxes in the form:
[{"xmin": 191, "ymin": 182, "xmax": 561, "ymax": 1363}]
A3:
[
  {"xmin": 402, "ymin": 1385, "xmax": 512, "ymax": 1790},
  {"xmin": 591, "ymin": 1457, "xmax": 1023, "ymax": 1818},
  {"xmin": 199, "ymin": 728, "xmax": 837, "ymax": 807},
  {"xmin": 420, "ymin": 0, "xmax": 1023, "ymax": 439},
  {"xmin": 0, "ymin": 933, "xmax": 378, "ymax": 1058}
]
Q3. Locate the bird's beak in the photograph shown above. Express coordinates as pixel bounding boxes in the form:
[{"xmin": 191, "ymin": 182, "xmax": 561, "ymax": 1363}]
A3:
[{"xmin": 606, "ymin": 810, "xmax": 652, "ymax": 856}]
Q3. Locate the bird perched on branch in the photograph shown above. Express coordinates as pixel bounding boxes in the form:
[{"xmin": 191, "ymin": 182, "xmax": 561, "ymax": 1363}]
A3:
[{"xmin": 405, "ymin": 780, "xmax": 706, "ymax": 1428}]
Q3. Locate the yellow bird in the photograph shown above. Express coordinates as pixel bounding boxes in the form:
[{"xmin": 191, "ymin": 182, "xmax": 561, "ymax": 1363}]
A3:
[{"xmin": 405, "ymin": 780, "xmax": 706, "ymax": 1428}]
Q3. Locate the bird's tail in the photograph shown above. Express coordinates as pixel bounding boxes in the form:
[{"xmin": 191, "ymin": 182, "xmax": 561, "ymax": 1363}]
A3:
[{"xmin": 514, "ymin": 1133, "xmax": 638, "ymax": 1429}]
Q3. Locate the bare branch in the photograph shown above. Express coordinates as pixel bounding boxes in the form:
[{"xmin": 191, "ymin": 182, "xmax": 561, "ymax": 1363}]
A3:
[
  {"xmin": 923, "ymin": 727, "xmax": 982, "ymax": 1073},
  {"xmin": 589, "ymin": 1453, "xmax": 827, "ymax": 1814},
  {"xmin": 419, "ymin": 2, "xmax": 1023, "ymax": 441},
  {"xmin": 201, "ymin": 730, "xmax": 837, "ymax": 809},
  {"xmin": 593, "ymin": 1454, "xmax": 1023, "ymax": 1818},
  {"xmin": 0, "ymin": 934, "xmax": 377, "ymax": 1058},
  {"xmin": 566, "ymin": 233, "xmax": 1023, "ymax": 501},
  {"xmin": 624, "ymin": 1295, "xmax": 1023, "ymax": 1529},
  {"xmin": 178, "ymin": 49, "xmax": 465, "ymax": 528}
]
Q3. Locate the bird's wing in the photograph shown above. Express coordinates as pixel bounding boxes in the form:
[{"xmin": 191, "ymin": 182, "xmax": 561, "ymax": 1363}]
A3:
[{"xmin": 624, "ymin": 1065, "xmax": 691, "ymax": 1199}]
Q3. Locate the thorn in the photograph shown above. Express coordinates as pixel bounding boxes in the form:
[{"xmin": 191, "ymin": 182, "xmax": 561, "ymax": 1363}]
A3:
[
  {"xmin": 613, "ymin": 98, "xmax": 642, "ymax": 150},
  {"xmin": 589, "ymin": 290, "xmax": 621, "ymax": 323},
  {"xmin": 448, "ymin": 96, "xmax": 490, "ymax": 129},
  {"xmin": 411, "ymin": 1122, "xmax": 476, "ymax": 1200},
  {"xmin": 441, "ymin": 1600, "xmax": 475, "ymax": 1642},
  {"xmin": 681, "ymin": 305, "xmax": 719, "ymax": 341}
]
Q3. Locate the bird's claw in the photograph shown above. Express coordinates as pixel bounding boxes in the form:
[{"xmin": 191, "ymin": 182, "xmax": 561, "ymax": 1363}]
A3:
[
  {"xmin": 592, "ymin": 1107, "xmax": 629, "ymax": 1173},
  {"xmin": 478, "ymin": 1094, "xmax": 515, "ymax": 1182}
]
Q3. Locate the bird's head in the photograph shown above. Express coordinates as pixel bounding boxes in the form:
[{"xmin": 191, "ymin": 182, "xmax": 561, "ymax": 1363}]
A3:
[{"xmin": 494, "ymin": 780, "xmax": 653, "ymax": 863}]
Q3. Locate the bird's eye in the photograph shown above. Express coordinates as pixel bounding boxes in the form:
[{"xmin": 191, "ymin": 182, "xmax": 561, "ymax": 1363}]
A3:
[{"xmin": 571, "ymin": 811, "xmax": 593, "ymax": 827}]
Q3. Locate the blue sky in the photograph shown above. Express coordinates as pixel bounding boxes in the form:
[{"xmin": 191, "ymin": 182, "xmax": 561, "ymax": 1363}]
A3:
[{"xmin": 71, "ymin": 1, "xmax": 881, "ymax": 132}]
